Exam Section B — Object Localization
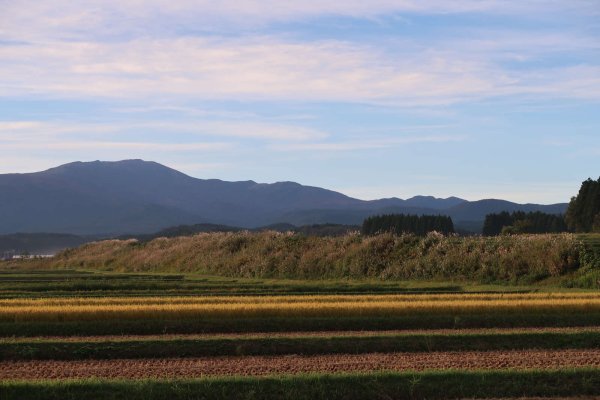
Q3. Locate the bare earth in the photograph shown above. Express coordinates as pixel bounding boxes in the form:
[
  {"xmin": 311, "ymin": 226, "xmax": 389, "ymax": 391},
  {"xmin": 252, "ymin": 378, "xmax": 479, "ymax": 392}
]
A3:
[{"xmin": 2, "ymin": 349, "xmax": 599, "ymax": 379}]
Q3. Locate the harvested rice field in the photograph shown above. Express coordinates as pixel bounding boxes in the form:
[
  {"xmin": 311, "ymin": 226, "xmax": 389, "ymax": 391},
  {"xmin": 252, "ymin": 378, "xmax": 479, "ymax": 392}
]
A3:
[
  {"xmin": 0, "ymin": 270, "xmax": 599, "ymax": 399},
  {"xmin": 3, "ymin": 349, "xmax": 600, "ymax": 379}
]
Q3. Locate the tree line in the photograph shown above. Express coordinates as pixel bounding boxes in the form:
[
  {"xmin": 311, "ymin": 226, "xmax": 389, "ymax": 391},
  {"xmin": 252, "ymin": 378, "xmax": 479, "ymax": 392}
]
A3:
[
  {"xmin": 360, "ymin": 177, "xmax": 599, "ymax": 237},
  {"xmin": 362, "ymin": 214, "xmax": 454, "ymax": 236},
  {"xmin": 482, "ymin": 177, "xmax": 600, "ymax": 235},
  {"xmin": 482, "ymin": 211, "xmax": 567, "ymax": 236}
]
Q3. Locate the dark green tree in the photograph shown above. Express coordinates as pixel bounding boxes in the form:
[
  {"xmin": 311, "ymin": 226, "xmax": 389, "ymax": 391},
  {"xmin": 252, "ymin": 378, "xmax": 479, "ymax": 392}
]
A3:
[
  {"xmin": 361, "ymin": 214, "xmax": 454, "ymax": 236},
  {"xmin": 566, "ymin": 177, "xmax": 600, "ymax": 232},
  {"xmin": 482, "ymin": 211, "xmax": 567, "ymax": 235},
  {"xmin": 482, "ymin": 211, "xmax": 512, "ymax": 235}
]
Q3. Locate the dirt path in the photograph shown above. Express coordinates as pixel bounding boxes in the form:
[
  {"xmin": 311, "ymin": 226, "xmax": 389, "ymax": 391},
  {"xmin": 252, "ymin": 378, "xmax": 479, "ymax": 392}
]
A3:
[
  {"xmin": 2, "ymin": 349, "xmax": 599, "ymax": 379},
  {"xmin": 11, "ymin": 326, "xmax": 600, "ymax": 342}
]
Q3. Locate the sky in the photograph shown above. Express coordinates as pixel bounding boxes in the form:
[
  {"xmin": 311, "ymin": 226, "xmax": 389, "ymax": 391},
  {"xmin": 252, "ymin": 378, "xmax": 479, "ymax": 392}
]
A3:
[{"xmin": 1, "ymin": 1, "xmax": 599, "ymax": 204}]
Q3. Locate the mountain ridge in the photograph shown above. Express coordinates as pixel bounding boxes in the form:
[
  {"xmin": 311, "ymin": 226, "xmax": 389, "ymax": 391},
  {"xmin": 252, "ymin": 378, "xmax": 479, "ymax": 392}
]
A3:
[{"xmin": 0, "ymin": 159, "xmax": 568, "ymax": 235}]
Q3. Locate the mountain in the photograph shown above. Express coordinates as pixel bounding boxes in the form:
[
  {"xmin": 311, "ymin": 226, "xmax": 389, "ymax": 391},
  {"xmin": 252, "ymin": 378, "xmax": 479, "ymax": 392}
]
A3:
[
  {"xmin": 403, "ymin": 195, "xmax": 466, "ymax": 209},
  {"xmin": 0, "ymin": 160, "xmax": 568, "ymax": 235},
  {"xmin": 0, "ymin": 233, "xmax": 89, "ymax": 256}
]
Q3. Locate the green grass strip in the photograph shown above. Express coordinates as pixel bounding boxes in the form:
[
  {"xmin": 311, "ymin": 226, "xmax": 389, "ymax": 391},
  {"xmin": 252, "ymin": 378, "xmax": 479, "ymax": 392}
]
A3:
[
  {"xmin": 1, "ymin": 369, "xmax": 599, "ymax": 400},
  {"xmin": 2, "ymin": 331, "xmax": 600, "ymax": 360},
  {"xmin": 3, "ymin": 313, "xmax": 600, "ymax": 336}
]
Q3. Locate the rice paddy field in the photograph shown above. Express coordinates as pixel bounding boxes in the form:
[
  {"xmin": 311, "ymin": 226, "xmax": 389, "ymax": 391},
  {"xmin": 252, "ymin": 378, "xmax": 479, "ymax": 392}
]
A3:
[{"xmin": 1, "ymin": 269, "xmax": 599, "ymax": 399}]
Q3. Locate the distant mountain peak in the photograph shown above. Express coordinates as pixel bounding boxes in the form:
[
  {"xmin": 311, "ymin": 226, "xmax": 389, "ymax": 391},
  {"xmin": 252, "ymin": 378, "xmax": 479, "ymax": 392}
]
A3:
[
  {"xmin": 407, "ymin": 195, "xmax": 466, "ymax": 202},
  {"xmin": 403, "ymin": 195, "xmax": 467, "ymax": 209},
  {"xmin": 42, "ymin": 159, "xmax": 187, "ymax": 178}
]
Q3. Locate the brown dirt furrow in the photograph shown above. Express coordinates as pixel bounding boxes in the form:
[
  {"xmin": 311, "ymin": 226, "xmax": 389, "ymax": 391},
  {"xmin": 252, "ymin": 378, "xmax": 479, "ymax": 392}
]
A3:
[
  {"xmin": 1, "ymin": 349, "xmax": 599, "ymax": 380},
  {"xmin": 15, "ymin": 326, "xmax": 600, "ymax": 342}
]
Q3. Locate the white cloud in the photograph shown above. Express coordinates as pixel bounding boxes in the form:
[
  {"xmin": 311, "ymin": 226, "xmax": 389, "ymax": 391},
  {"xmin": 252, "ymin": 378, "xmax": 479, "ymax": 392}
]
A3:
[
  {"xmin": 0, "ymin": 0, "xmax": 596, "ymax": 107},
  {"xmin": 0, "ymin": 119, "xmax": 327, "ymax": 142},
  {"xmin": 152, "ymin": 121, "xmax": 327, "ymax": 141},
  {"xmin": 0, "ymin": 140, "xmax": 232, "ymax": 152},
  {"xmin": 2, "ymin": 35, "xmax": 598, "ymax": 105},
  {"xmin": 2, "ymin": 1, "xmax": 596, "ymax": 42},
  {"xmin": 271, "ymin": 134, "xmax": 466, "ymax": 151}
]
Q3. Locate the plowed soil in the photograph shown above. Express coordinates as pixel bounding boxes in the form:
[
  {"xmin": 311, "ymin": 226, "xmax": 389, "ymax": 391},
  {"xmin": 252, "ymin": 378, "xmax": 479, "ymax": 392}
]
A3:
[{"xmin": 2, "ymin": 349, "xmax": 599, "ymax": 379}]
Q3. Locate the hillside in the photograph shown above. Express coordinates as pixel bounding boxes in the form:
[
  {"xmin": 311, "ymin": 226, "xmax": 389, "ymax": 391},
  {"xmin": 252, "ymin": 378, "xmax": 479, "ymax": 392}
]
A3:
[{"xmin": 0, "ymin": 160, "xmax": 567, "ymax": 235}]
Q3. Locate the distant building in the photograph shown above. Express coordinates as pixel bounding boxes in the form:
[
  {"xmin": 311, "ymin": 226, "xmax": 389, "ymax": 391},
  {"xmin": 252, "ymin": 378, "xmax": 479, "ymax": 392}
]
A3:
[
  {"xmin": 11, "ymin": 254, "xmax": 54, "ymax": 260},
  {"xmin": 1, "ymin": 252, "xmax": 53, "ymax": 261}
]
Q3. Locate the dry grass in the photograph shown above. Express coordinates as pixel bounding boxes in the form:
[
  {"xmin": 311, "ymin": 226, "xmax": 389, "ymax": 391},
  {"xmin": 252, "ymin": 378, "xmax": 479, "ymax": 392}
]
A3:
[
  {"xmin": 30, "ymin": 232, "xmax": 583, "ymax": 284},
  {"xmin": 2, "ymin": 292, "xmax": 599, "ymax": 307},
  {"xmin": 2, "ymin": 293, "xmax": 600, "ymax": 322}
]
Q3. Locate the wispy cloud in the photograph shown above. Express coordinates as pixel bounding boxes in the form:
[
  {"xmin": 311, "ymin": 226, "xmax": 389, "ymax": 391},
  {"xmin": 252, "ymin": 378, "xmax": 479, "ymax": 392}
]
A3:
[
  {"xmin": 0, "ymin": 140, "xmax": 232, "ymax": 152},
  {"xmin": 0, "ymin": 119, "xmax": 328, "ymax": 142},
  {"xmin": 271, "ymin": 134, "xmax": 466, "ymax": 151},
  {"xmin": 2, "ymin": 36, "xmax": 598, "ymax": 105},
  {"xmin": 2, "ymin": 1, "xmax": 597, "ymax": 42},
  {"xmin": 164, "ymin": 121, "xmax": 327, "ymax": 141}
]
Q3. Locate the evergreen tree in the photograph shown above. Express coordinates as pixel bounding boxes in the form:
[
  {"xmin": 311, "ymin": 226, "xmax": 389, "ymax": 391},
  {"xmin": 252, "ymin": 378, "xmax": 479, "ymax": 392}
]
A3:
[
  {"xmin": 482, "ymin": 211, "xmax": 567, "ymax": 235},
  {"xmin": 566, "ymin": 177, "xmax": 600, "ymax": 232},
  {"xmin": 482, "ymin": 211, "xmax": 512, "ymax": 235},
  {"xmin": 361, "ymin": 214, "xmax": 454, "ymax": 236}
]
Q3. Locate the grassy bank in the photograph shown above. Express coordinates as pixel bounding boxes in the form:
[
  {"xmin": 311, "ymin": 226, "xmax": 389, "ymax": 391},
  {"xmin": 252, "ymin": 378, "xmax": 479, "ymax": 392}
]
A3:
[
  {"xmin": 2, "ymin": 330, "xmax": 600, "ymax": 360},
  {"xmin": 14, "ymin": 232, "xmax": 595, "ymax": 286},
  {"xmin": 2, "ymin": 369, "xmax": 599, "ymax": 400}
]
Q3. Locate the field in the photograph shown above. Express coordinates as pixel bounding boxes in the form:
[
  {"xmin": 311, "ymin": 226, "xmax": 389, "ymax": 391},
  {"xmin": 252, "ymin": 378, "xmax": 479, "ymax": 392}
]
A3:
[{"xmin": 0, "ymin": 267, "xmax": 600, "ymax": 399}]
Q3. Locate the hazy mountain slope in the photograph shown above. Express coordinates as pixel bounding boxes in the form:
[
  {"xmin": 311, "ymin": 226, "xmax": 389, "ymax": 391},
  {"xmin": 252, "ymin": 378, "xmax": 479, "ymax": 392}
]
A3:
[
  {"xmin": 0, "ymin": 160, "xmax": 568, "ymax": 234},
  {"xmin": 0, "ymin": 160, "xmax": 364, "ymax": 233},
  {"xmin": 403, "ymin": 195, "xmax": 466, "ymax": 209},
  {"xmin": 0, "ymin": 233, "xmax": 89, "ymax": 256},
  {"xmin": 0, "ymin": 164, "xmax": 201, "ymax": 234},
  {"xmin": 282, "ymin": 201, "xmax": 568, "ymax": 232},
  {"xmin": 447, "ymin": 199, "xmax": 568, "ymax": 222},
  {"xmin": 278, "ymin": 206, "xmax": 443, "ymax": 226}
]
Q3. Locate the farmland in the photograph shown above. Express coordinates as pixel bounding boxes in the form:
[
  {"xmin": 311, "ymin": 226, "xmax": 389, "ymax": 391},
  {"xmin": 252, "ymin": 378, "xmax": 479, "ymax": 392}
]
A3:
[{"xmin": 0, "ymin": 265, "xmax": 600, "ymax": 399}]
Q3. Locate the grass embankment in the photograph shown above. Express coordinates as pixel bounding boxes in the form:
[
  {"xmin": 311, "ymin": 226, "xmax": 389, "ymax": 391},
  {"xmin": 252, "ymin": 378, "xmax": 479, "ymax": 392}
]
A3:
[
  {"xmin": 2, "ymin": 370, "xmax": 599, "ymax": 400},
  {"xmin": 16, "ymin": 232, "xmax": 591, "ymax": 285},
  {"xmin": 2, "ymin": 330, "xmax": 600, "ymax": 360},
  {"xmin": 564, "ymin": 233, "xmax": 600, "ymax": 288}
]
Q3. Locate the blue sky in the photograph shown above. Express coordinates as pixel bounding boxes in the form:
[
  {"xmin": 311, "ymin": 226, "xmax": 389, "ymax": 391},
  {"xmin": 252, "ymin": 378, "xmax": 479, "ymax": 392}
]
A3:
[{"xmin": 1, "ymin": 1, "xmax": 599, "ymax": 203}]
